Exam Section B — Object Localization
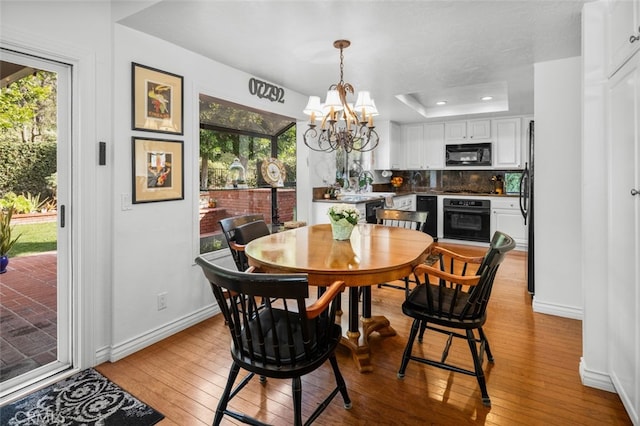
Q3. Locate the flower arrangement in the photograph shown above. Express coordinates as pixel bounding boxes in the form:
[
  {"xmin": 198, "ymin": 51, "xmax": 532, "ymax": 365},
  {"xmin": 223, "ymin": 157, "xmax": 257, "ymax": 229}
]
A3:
[{"xmin": 328, "ymin": 204, "xmax": 360, "ymax": 226}]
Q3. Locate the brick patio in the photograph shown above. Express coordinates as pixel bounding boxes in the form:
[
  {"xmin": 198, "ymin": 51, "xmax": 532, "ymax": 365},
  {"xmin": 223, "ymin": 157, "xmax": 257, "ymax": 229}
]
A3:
[{"xmin": 0, "ymin": 252, "xmax": 57, "ymax": 382}]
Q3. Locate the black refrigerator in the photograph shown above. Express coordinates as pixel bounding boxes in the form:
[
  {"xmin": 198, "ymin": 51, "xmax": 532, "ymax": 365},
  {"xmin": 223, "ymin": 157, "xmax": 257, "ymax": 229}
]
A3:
[{"xmin": 519, "ymin": 120, "xmax": 534, "ymax": 294}]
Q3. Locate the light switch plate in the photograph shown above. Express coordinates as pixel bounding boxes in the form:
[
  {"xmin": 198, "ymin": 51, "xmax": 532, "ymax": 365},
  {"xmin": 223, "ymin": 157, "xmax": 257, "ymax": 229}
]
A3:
[{"xmin": 121, "ymin": 193, "xmax": 132, "ymax": 211}]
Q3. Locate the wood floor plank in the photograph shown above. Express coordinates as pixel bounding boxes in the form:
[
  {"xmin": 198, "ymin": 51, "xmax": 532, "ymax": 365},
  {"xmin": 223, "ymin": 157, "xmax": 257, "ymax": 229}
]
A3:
[{"xmin": 97, "ymin": 244, "xmax": 632, "ymax": 425}]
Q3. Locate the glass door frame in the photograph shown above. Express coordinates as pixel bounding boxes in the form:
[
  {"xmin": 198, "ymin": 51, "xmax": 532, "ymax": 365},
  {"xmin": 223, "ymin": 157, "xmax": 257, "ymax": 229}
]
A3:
[{"xmin": 0, "ymin": 48, "xmax": 73, "ymax": 401}]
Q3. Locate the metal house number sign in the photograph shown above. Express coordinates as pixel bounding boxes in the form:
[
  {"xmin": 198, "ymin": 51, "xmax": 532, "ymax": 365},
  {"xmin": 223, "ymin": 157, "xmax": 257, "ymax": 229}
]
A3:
[{"xmin": 248, "ymin": 78, "xmax": 285, "ymax": 103}]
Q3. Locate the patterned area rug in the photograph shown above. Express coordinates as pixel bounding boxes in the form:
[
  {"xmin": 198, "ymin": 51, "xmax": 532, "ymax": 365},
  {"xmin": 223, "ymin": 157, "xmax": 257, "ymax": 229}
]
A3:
[{"xmin": 0, "ymin": 369, "xmax": 164, "ymax": 425}]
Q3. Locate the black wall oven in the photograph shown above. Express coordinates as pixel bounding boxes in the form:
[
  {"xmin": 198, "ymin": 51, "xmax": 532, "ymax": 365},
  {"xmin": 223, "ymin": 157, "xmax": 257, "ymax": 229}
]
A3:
[{"xmin": 443, "ymin": 198, "xmax": 491, "ymax": 243}]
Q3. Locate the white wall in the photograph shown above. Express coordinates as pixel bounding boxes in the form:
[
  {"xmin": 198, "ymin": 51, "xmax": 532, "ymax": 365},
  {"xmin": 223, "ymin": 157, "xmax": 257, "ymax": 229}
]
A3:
[
  {"xmin": 533, "ymin": 56, "xmax": 583, "ymax": 318},
  {"xmin": 1, "ymin": 1, "xmax": 312, "ymax": 366},
  {"xmin": 110, "ymin": 25, "xmax": 308, "ymax": 360},
  {"xmin": 580, "ymin": 1, "xmax": 614, "ymax": 392}
]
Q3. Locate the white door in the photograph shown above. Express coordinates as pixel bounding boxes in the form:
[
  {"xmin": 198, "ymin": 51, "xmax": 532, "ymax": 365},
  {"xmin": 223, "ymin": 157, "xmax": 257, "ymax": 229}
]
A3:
[
  {"xmin": 608, "ymin": 50, "xmax": 640, "ymax": 417},
  {"xmin": 0, "ymin": 49, "xmax": 72, "ymax": 398}
]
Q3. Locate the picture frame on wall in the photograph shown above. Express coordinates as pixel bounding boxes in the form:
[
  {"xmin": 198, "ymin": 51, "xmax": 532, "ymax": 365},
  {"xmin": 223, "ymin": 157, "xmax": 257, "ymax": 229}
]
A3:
[
  {"xmin": 132, "ymin": 137, "xmax": 184, "ymax": 204},
  {"xmin": 132, "ymin": 62, "xmax": 184, "ymax": 135}
]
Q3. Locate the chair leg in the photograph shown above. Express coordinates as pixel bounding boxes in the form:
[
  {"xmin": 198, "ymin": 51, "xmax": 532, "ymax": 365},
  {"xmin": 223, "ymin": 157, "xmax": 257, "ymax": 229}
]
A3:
[
  {"xmin": 478, "ymin": 326, "xmax": 494, "ymax": 362},
  {"xmin": 404, "ymin": 276, "xmax": 410, "ymax": 299},
  {"xmin": 292, "ymin": 377, "xmax": 302, "ymax": 426},
  {"xmin": 329, "ymin": 353, "xmax": 352, "ymax": 409},
  {"xmin": 466, "ymin": 329, "xmax": 491, "ymax": 407},
  {"xmin": 398, "ymin": 319, "xmax": 421, "ymax": 378},
  {"xmin": 418, "ymin": 320, "xmax": 427, "ymax": 343},
  {"xmin": 214, "ymin": 362, "xmax": 241, "ymax": 425}
]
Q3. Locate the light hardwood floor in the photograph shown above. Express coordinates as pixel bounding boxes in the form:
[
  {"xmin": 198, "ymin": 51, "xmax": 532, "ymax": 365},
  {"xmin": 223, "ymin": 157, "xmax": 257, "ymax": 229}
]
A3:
[{"xmin": 97, "ymin": 244, "xmax": 632, "ymax": 425}]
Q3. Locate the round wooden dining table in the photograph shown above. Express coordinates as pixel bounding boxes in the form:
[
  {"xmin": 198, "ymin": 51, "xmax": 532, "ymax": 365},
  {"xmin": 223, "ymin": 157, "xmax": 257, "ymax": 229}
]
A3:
[{"xmin": 245, "ymin": 223, "xmax": 434, "ymax": 372}]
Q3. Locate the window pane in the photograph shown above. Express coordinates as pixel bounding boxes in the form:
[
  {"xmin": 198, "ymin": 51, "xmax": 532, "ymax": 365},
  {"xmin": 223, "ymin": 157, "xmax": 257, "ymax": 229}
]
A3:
[{"xmin": 198, "ymin": 126, "xmax": 296, "ymax": 254}]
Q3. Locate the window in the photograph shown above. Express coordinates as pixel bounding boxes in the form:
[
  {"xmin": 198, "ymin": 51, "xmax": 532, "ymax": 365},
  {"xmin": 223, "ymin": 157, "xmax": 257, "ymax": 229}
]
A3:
[{"xmin": 198, "ymin": 95, "xmax": 296, "ymax": 254}]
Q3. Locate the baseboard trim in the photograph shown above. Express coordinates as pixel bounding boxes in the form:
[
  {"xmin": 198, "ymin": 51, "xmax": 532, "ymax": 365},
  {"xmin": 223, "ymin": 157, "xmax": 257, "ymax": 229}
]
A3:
[
  {"xmin": 611, "ymin": 370, "xmax": 639, "ymax": 425},
  {"xmin": 579, "ymin": 358, "xmax": 616, "ymax": 393},
  {"xmin": 105, "ymin": 305, "xmax": 221, "ymax": 363},
  {"xmin": 532, "ymin": 298, "xmax": 583, "ymax": 320}
]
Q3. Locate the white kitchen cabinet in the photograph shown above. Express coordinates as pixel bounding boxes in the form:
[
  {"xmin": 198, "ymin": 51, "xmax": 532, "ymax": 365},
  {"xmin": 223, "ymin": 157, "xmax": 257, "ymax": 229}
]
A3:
[
  {"xmin": 312, "ymin": 202, "xmax": 367, "ymax": 225},
  {"xmin": 445, "ymin": 119, "xmax": 491, "ymax": 142},
  {"xmin": 608, "ymin": 0, "xmax": 640, "ymax": 76},
  {"xmin": 356, "ymin": 203, "xmax": 367, "ymax": 223},
  {"xmin": 490, "ymin": 198, "xmax": 527, "ymax": 250},
  {"xmin": 608, "ymin": 48, "xmax": 640, "ymax": 421},
  {"xmin": 371, "ymin": 120, "xmax": 402, "ymax": 170},
  {"xmin": 445, "ymin": 121, "xmax": 467, "ymax": 141},
  {"xmin": 392, "ymin": 194, "xmax": 416, "ymax": 211},
  {"xmin": 384, "ymin": 116, "xmax": 528, "ymax": 171},
  {"xmin": 492, "ymin": 118, "xmax": 522, "ymax": 169},
  {"xmin": 402, "ymin": 124, "xmax": 425, "ymax": 169},
  {"xmin": 311, "ymin": 202, "xmax": 332, "ymax": 225},
  {"xmin": 468, "ymin": 119, "xmax": 492, "ymax": 140},
  {"xmin": 423, "ymin": 123, "xmax": 445, "ymax": 169}
]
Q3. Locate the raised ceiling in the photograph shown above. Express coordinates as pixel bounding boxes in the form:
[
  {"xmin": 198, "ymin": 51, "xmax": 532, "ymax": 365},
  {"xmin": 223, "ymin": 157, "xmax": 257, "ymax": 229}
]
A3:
[{"xmin": 118, "ymin": 0, "xmax": 588, "ymax": 124}]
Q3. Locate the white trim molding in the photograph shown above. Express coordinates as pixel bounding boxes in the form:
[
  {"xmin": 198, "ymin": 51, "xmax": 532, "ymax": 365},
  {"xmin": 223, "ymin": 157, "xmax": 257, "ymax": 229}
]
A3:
[
  {"xmin": 579, "ymin": 357, "xmax": 616, "ymax": 393},
  {"xmin": 532, "ymin": 298, "xmax": 583, "ymax": 320},
  {"xmin": 107, "ymin": 305, "xmax": 220, "ymax": 363}
]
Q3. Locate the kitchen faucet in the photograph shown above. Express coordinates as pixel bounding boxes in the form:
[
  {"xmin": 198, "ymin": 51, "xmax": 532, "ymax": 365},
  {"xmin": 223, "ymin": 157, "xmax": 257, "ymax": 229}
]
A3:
[{"xmin": 411, "ymin": 171, "xmax": 423, "ymax": 190}]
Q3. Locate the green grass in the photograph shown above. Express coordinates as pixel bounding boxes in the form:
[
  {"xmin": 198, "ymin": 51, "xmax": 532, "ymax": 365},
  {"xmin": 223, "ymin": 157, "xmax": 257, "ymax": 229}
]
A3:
[{"xmin": 10, "ymin": 221, "xmax": 57, "ymax": 257}]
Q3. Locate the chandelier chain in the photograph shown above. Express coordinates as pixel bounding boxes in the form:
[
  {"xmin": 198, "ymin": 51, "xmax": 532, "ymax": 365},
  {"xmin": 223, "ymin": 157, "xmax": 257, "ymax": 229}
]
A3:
[{"xmin": 339, "ymin": 46, "xmax": 345, "ymax": 84}]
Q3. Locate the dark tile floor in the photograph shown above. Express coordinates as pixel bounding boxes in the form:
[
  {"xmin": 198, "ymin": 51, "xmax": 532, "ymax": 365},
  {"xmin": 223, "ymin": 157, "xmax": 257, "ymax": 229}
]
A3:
[{"xmin": 0, "ymin": 253, "xmax": 57, "ymax": 382}]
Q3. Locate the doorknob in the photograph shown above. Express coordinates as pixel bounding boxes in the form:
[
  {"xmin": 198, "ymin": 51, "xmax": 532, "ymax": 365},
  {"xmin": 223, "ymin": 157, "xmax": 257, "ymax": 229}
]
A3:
[{"xmin": 632, "ymin": 189, "xmax": 639, "ymax": 196}]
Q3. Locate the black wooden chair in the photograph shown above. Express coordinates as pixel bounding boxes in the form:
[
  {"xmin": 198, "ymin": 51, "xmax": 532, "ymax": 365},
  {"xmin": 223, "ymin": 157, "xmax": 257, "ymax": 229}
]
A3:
[
  {"xmin": 195, "ymin": 257, "xmax": 352, "ymax": 426},
  {"xmin": 397, "ymin": 231, "xmax": 515, "ymax": 406},
  {"xmin": 375, "ymin": 209, "xmax": 429, "ymax": 297},
  {"xmin": 219, "ymin": 214, "xmax": 269, "ymax": 271}
]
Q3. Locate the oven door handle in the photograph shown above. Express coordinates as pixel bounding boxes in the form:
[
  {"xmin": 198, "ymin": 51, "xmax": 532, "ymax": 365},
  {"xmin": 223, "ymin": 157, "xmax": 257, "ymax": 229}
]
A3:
[{"xmin": 444, "ymin": 208, "xmax": 490, "ymax": 214}]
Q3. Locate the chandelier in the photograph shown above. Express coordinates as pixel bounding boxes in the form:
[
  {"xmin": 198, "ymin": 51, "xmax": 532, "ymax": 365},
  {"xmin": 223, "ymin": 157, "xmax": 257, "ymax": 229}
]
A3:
[{"xmin": 303, "ymin": 40, "xmax": 380, "ymax": 153}]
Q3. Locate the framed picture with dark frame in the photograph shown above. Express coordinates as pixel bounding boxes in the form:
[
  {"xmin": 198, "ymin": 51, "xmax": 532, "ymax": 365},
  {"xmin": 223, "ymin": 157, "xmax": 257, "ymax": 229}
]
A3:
[
  {"xmin": 132, "ymin": 62, "xmax": 184, "ymax": 135},
  {"xmin": 132, "ymin": 137, "xmax": 184, "ymax": 204}
]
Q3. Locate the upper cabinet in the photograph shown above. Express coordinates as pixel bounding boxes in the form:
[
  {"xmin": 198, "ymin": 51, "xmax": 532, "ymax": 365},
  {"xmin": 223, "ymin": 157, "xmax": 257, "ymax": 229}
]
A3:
[
  {"xmin": 380, "ymin": 117, "xmax": 526, "ymax": 172},
  {"xmin": 492, "ymin": 118, "xmax": 522, "ymax": 169},
  {"xmin": 403, "ymin": 124, "xmax": 426, "ymax": 169},
  {"xmin": 371, "ymin": 120, "xmax": 402, "ymax": 170},
  {"xmin": 398, "ymin": 123, "xmax": 445, "ymax": 170},
  {"xmin": 608, "ymin": 0, "xmax": 640, "ymax": 76},
  {"xmin": 445, "ymin": 119, "xmax": 491, "ymax": 142},
  {"xmin": 423, "ymin": 123, "xmax": 445, "ymax": 169}
]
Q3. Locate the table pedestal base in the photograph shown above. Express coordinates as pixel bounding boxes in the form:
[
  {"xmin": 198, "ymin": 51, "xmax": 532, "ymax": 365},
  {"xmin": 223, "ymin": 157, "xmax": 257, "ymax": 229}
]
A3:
[
  {"xmin": 337, "ymin": 286, "xmax": 396, "ymax": 372},
  {"xmin": 339, "ymin": 316, "xmax": 396, "ymax": 372}
]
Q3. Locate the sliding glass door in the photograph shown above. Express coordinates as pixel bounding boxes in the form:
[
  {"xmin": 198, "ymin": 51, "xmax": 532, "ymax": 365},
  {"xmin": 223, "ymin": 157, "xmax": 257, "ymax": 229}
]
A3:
[{"xmin": 0, "ymin": 49, "xmax": 72, "ymax": 399}]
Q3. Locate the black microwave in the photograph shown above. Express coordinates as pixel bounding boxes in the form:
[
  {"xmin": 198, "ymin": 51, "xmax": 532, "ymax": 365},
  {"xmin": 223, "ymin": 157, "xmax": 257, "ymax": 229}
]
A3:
[{"xmin": 445, "ymin": 143, "xmax": 492, "ymax": 166}]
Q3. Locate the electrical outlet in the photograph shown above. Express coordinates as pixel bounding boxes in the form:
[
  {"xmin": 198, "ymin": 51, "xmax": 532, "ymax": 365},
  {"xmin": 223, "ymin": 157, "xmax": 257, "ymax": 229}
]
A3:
[{"xmin": 157, "ymin": 292, "xmax": 167, "ymax": 310}]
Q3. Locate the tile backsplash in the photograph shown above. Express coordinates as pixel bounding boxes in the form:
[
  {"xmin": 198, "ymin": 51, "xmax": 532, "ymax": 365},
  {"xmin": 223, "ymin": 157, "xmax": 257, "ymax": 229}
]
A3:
[
  {"xmin": 440, "ymin": 170, "xmax": 498, "ymax": 193},
  {"xmin": 372, "ymin": 169, "xmax": 518, "ymax": 194}
]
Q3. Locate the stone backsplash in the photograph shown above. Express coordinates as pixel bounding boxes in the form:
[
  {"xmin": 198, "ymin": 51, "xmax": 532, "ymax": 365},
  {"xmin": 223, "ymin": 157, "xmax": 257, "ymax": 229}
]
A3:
[{"xmin": 372, "ymin": 169, "xmax": 519, "ymax": 194}]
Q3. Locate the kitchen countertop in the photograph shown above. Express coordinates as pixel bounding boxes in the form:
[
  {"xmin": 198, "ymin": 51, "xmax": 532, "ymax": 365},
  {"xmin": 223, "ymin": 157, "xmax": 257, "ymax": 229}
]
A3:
[
  {"xmin": 416, "ymin": 191, "xmax": 519, "ymax": 198},
  {"xmin": 313, "ymin": 191, "xmax": 519, "ymax": 202}
]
